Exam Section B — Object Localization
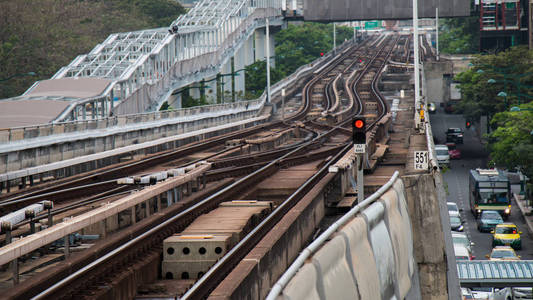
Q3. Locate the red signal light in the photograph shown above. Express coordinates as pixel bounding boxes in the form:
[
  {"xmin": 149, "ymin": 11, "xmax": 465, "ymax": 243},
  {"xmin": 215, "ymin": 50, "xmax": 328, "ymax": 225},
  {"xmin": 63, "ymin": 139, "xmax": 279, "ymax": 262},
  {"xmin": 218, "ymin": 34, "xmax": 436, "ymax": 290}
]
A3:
[
  {"xmin": 320, "ymin": 52, "xmax": 324, "ymax": 56},
  {"xmin": 354, "ymin": 119, "xmax": 364, "ymax": 128},
  {"xmin": 359, "ymin": 59, "xmax": 363, "ymax": 63}
]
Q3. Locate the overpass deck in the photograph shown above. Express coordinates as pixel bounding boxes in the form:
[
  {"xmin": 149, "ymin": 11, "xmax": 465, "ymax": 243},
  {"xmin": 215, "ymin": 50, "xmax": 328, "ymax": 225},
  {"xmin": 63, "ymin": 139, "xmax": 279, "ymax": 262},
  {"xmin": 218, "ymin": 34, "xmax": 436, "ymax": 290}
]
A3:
[{"xmin": 458, "ymin": 260, "xmax": 533, "ymax": 288}]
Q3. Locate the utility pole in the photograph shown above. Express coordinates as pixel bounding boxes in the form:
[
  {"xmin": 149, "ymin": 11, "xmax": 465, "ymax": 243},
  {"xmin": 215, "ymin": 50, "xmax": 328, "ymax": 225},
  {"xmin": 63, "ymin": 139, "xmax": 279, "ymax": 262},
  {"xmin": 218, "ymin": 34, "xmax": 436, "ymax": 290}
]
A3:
[
  {"xmin": 333, "ymin": 23, "xmax": 336, "ymax": 53},
  {"xmin": 529, "ymin": 0, "xmax": 533, "ymax": 49},
  {"xmin": 436, "ymin": 7, "xmax": 439, "ymax": 60},
  {"xmin": 266, "ymin": 18, "xmax": 271, "ymax": 104},
  {"xmin": 413, "ymin": 0, "xmax": 421, "ymax": 131}
]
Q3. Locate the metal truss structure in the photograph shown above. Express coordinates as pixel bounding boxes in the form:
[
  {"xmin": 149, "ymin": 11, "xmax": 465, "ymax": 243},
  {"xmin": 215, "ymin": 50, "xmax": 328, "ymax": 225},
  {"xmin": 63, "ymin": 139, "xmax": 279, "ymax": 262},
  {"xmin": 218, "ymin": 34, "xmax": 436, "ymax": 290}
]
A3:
[{"xmin": 34, "ymin": 0, "xmax": 289, "ymax": 121}]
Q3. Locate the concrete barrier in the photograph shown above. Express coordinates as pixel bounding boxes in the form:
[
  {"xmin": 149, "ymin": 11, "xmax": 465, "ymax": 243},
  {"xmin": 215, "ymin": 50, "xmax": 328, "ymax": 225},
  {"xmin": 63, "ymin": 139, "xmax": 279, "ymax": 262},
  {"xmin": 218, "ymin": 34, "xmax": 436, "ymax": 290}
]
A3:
[
  {"xmin": 379, "ymin": 187, "xmax": 412, "ymax": 298},
  {"xmin": 339, "ymin": 216, "xmax": 381, "ymax": 299},
  {"xmin": 268, "ymin": 172, "xmax": 423, "ymax": 300},
  {"xmin": 311, "ymin": 235, "xmax": 360, "ymax": 299},
  {"xmin": 281, "ymin": 263, "xmax": 321, "ymax": 300},
  {"xmin": 361, "ymin": 201, "xmax": 396, "ymax": 300}
]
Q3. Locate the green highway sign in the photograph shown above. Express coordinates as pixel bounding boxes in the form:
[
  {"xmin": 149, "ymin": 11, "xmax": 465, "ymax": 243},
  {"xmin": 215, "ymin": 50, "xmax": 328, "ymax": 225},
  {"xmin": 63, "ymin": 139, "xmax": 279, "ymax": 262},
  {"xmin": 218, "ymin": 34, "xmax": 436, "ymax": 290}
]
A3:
[{"xmin": 364, "ymin": 21, "xmax": 380, "ymax": 29}]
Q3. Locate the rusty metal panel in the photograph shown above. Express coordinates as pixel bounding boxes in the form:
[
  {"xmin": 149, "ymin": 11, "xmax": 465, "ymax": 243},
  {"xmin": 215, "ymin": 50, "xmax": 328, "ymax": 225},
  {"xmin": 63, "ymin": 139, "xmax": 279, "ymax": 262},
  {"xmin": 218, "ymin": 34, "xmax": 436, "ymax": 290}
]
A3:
[{"xmin": 303, "ymin": 0, "xmax": 470, "ymax": 21}]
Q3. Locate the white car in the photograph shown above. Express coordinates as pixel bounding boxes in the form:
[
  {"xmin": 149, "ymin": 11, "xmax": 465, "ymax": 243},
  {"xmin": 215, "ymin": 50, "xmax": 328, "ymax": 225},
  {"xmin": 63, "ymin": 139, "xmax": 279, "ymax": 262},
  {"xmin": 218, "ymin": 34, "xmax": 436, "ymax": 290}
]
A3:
[
  {"xmin": 447, "ymin": 202, "xmax": 460, "ymax": 217},
  {"xmin": 435, "ymin": 144, "xmax": 450, "ymax": 167},
  {"xmin": 454, "ymin": 243, "xmax": 473, "ymax": 260},
  {"xmin": 470, "ymin": 287, "xmax": 512, "ymax": 300},
  {"xmin": 452, "ymin": 232, "xmax": 474, "ymax": 254},
  {"xmin": 513, "ymin": 287, "xmax": 533, "ymax": 300}
]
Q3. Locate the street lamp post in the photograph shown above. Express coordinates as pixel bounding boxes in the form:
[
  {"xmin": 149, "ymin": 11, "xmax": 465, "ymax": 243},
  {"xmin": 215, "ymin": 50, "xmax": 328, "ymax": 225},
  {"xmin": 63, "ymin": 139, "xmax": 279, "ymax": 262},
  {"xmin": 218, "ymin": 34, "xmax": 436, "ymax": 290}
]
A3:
[
  {"xmin": 497, "ymin": 91, "xmax": 508, "ymax": 109},
  {"xmin": 489, "ymin": 78, "xmax": 533, "ymax": 106}
]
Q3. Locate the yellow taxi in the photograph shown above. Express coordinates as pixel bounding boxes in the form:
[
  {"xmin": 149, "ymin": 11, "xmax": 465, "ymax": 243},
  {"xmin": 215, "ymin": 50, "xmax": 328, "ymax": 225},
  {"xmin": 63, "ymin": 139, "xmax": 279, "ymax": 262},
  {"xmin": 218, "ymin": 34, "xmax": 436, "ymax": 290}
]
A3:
[
  {"xmin": 485, "ymin": 246, "xmax": 521, "ymax": 261},
  {"xmin": 491, "ymin": 223, "xmax": 522, "ymax": 250}
]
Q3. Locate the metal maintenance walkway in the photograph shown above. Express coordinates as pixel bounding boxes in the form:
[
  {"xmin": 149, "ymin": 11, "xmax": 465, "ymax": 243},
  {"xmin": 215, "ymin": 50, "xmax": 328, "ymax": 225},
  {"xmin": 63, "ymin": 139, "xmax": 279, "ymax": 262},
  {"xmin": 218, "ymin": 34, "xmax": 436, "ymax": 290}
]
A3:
[
  {"xmin": 0, "ymin": 0, "xmax": 303, "ymax": 127},
  {"xmin": 457, "ymin": 260, "xmax": 533, "ymax": 288}
]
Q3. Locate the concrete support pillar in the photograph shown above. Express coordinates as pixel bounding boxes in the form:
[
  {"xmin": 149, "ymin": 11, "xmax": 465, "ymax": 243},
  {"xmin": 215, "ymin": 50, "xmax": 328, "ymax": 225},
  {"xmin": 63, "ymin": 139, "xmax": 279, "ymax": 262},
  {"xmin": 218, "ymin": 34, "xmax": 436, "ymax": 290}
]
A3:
[
  {"xmin": 145, "ymin": 200, "xmax": 151, "ymax": 217},
  {"xmin": 64, "ymin": 235, "xmax": 70, "ymax": 258},
  {"xmin": 190, "ymin": 83, "xmax": 201, "ymax": 100},
  {"xmin": 11, "ymin": 259, "xmax": 18, "ymax": 285},
  {"xmin": 255, "ymin": 28, "xmax": 266, "ymax": 61},
  {"xmin": 234, "ymin": 46, "xmax": 246, "ymax": 100},
  {"xmin": 220, "ymin": 60, "xmax": 231, "ymax": 103},
  {"xmin": 102, "ymin": 218, "xmax": 107, "ymax": 239},
  {"xmin": 167, "ymin": 191, "xmax": 173, "ymax": 206},
  {"xmin": 155, "ymin": 195, "xmax": 161, "ymax": 212},
  {"xmin": 204, "ymin": 75, "xmax": 217, "ymax": 104},
  {"xmin": 131, "ymin": 206, "xmax": 136, "ymax": 224},
  {"xmin": 48, "ymin": 209, "xmax": 53, "ymax": 227}
]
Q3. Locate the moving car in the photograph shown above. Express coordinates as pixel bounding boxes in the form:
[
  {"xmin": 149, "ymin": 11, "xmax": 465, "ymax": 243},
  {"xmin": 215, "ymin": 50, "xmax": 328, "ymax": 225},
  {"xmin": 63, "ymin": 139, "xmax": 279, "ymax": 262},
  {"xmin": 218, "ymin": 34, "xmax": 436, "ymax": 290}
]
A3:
[
  {"xmin": 471, "ymin": 287, "xmax": 512, "ymax": 300},
  {"xmin": 492, "ymin": 223, "xmax": 522, "ymax": 250},
  {"xmin": 452, "ymin": 232, "xmax": 474, "ymax": 254},
  {"xmin": 428, "ymin": 102, "xmax": 437, "ymax": 114},
  {"xmin": 446, "ymin": 128, "xmax": 464, "ymax": 144},
  {"xmin": 512, "ymin": 287, "xmax": 533, "ymax": 300},
  {"xmin": 447, "ymin": 202, "xmax": 460, "ymax": 217},
  {"xmin": 450, "ymin": 215, "xmax": 464, "ymax": 232},
  {"xmin": 461, "ymin": 287, "xmax": 474, "ymax": 300},
  {"xmin": 454, "ymin": 243, "xmax": 473, "ymax": 260},
  {"xmin": 485, "ymin": 246, "xmax": 520, "ymax": 261},
  {"xmin": 477, "ymin": 210, "xmax": 503, "ymax": 232},
  {"xmin": 435, "ymin": 144, "xmax": 450, "ymax": 167},
  {"xmin": 446, "ymin": 142, "xmax": 461, "ymax": 159}
]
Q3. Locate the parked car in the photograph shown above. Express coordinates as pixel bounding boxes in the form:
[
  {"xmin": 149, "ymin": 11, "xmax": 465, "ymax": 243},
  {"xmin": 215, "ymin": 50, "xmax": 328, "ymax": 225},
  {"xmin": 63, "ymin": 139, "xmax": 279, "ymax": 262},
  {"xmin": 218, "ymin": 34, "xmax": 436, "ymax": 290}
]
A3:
[
  {"xmin": 492, "ymin": 223, "xmax": 522, "ymax": 250},
  {"xmin": 446, "ymin": 142, "xmax": 461, "ymax": 159},
  {"xmin": 435, "ymin": 144, "xmax": 450, "ymax": 167},
  {"xmin": 454, "ymin": 243, "xmax": 473, "ymax": 260},
  {"xmin": 486, "ymin": 246, "xmax": 520, "ymax": 261},
  {"xmin": 477, "ymin": 210, "xmax": 504, "ymax": 232},
  {"xmin": 447, "ymin": 202, "xmax": 460, "ymax": 217},
  {"xmin": 452, "ymin": 232, "xmax": 474, "ymax": 254},
  {"xmin": 512, "ymin": 287, "xmax": 533, "ymax": 300},
  {"xmin": 450, "ymin": 215, "xmax": 464, "ymax": 232},
  {"xmin": 446, "ymin": 128, "xmax": 464, "ymax": 144}
]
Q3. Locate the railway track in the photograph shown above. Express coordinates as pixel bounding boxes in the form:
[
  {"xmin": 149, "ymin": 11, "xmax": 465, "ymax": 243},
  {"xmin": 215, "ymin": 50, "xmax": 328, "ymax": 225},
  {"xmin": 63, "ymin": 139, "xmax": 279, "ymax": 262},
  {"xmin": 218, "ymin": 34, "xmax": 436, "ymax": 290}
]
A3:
[{"xmin": 1, "ymin": 33, "xmax": 410, "ymax": 299}]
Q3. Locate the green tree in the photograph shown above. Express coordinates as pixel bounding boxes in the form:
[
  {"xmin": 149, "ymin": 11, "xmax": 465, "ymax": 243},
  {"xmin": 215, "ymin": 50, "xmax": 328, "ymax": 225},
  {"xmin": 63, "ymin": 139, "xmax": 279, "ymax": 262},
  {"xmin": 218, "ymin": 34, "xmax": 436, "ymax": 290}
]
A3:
[
  {"xmin": 245, "ymin": 22, "xmax": 354, "ymax": 98},
  {"xmin": 455, "ymin": 46, "xmax": 533, "ymax": 125},
  {"xmin": 439, "ymin": 17, "xmax": 479, "ymax": 54},
  {"xmin": 245, "ymin": 60, "xmax": 285, "ymax": 98},
  {"xmin": 0, "ymin": 0, "xmax": 185, "ymax": 99},
  {"xmin": 488, "ymin": 102, "xmax": 533, "ymax": 179}
]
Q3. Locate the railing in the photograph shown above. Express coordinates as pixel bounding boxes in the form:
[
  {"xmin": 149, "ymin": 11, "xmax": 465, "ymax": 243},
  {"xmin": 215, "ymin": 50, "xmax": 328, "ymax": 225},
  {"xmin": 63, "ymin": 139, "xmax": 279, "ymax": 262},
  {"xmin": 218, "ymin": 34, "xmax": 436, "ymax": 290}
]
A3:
[{"xmin": 0, "ymin": 99, "xmax": 261, "ymax": 144}]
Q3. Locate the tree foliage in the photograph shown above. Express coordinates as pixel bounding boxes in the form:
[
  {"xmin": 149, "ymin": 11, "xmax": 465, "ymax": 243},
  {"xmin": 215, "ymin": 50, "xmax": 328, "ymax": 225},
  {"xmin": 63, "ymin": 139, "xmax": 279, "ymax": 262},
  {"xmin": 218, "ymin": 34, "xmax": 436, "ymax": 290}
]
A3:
[
  {"xmin": 0, "ymin": 0, "xmax": 185, "ymax": 99},
  {"xmin": 455, "ymin": 46, "xmax": 533, "ymax": 123},
  {"xmin": 245, "ymin": 22, "xmax": 353, "ymax": 98},
  {"xmin": 488, "ymin": 102, "xmax": 533, "ymax": 179},
  {"xmin": 439, "ymin": 17, "xmax": 479, "ymax": 54}
]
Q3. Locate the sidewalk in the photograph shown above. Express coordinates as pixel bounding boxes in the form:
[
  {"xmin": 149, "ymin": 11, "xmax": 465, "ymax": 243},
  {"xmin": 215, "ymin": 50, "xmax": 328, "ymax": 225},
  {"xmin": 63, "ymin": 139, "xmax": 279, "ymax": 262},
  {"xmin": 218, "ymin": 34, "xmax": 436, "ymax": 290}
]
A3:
[{"xmin": 514, "ymin": 193, "xmax": 533, "ymax": 238}]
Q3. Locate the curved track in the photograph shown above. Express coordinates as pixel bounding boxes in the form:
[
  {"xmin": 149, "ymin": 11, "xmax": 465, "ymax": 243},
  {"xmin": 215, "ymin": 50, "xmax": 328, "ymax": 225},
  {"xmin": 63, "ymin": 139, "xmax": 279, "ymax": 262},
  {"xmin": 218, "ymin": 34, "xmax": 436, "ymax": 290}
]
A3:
[{"xmin": 2, "ymin": 33, "xmax": 411, "ymax": 300}]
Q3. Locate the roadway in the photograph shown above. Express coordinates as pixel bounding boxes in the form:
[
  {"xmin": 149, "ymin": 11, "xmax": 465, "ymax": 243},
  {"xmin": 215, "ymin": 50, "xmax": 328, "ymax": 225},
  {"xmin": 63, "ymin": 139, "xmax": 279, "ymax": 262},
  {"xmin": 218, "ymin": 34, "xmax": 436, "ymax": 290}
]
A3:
[{"xmin": 430, "ymin": 107, "xmax": 533, "ymax": 261}]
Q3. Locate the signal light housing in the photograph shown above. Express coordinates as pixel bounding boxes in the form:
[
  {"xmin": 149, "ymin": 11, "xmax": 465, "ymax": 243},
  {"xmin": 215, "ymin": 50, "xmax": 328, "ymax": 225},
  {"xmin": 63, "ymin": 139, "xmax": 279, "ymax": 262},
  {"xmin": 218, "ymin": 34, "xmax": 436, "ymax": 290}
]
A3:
[{"xmin": 352, "ymin": 117, "xmax": 366, "ymax": 144}]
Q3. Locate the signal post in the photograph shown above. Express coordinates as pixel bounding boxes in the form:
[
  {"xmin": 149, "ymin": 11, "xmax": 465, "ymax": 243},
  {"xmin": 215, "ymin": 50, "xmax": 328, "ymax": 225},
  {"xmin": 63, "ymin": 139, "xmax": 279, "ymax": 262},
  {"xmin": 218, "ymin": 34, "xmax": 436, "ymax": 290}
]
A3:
[{"xmin": 352, "ymin": 117, "xmax": 366, "ymax": 202}]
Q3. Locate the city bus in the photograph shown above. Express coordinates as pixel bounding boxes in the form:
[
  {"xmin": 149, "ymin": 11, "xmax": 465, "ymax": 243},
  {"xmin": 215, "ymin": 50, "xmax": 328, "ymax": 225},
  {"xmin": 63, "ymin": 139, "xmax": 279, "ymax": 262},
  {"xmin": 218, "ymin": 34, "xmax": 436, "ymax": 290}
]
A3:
[{"xmin": 469, "ymin": 169, "xmax": 511, "ymax": 219}]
